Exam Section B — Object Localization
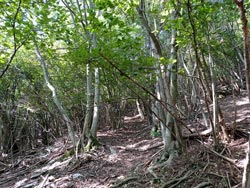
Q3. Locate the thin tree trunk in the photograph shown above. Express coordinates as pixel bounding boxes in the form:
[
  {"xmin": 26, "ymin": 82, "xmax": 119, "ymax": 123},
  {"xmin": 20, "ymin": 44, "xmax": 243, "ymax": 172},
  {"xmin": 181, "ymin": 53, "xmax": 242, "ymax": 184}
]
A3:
[
  {"xmin": 234, "ymin": 0, "xmax": 250, "ymax": 102},
  {"xmin": 90, "ymin": 68, "xmax": 100, "ymax": 137},
  {"xmin": 86, "ymin": 67, "xmax": 100, "ymax": 150},
  {"xmin": 0, "ymin": 118, "xmax": 3, "ymax": 154},
  {"xmin": 243, "ymin": 139, "xmax": 250, "ymax": 188},
  {"xmin": 209, "ymin": 52, "xmax": 219, "ymax": 146},
  {"xmin": 82, "ymin": 64, "xmax": 93, "ymax": 139},
  {"xmin": 85, "ymin": 0, "xmax": 100, "ymax": 150},
  {"xmin": 136, "ymin": 99, "xmax": 145, "ymax": 120},
  {"xmin": 186, "ymin": 0, "xmax": 212, "ymax": 103},
  {"xmin": 164, "ymin": 6, "xmax": 183, "ymax": 155},
  {"xmin": 33, "ymin": 41, "xmax": 76, "ymax": 149}
]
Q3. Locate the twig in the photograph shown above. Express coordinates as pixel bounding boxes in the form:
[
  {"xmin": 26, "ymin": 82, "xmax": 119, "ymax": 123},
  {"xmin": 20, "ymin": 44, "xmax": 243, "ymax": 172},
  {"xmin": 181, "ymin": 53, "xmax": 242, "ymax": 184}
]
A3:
[
  {"xmin": 35, "ymin": 174, "xmax": 49, "ymax": 188},
  {"xmin": 232, "ymin": 183, "xmax": 242, "ymax": 188},
  {"xmin": 226, "ymin": 172, "xmax": 232, "ymax": 188},
  {"xmin": 197, "ymin": 140, "xmax": 238, "ymax": 165},
  {"xmin": 208, "ymin": 147, "xmax": 238, "ymax": 164},
  {"xmin": 144, "ymin": 147, "xmax": 163, "ymax": 168},
  {"xmin": 0, "ymin": 161, "xmax": 10, "ymax": 167},
  {"xmin": 207, "ymin": 172, "xmax": 225, "ymax": 178}
]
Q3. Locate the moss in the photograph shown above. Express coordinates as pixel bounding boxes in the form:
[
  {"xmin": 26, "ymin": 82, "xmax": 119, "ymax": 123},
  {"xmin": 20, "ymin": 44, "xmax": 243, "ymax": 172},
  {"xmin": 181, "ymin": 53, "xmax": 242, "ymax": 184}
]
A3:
[
  {"xmin": 62, "ymin": 149, "xmax": 74, "ymax": 159},
  {"xmin": 84, "ymin": 134, "xmax": 101, "ymax": 151}
]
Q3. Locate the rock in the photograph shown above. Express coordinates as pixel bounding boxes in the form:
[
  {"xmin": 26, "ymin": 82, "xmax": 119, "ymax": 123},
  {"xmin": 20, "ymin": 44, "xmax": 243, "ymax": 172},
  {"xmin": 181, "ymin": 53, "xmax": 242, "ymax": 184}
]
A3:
[
  {"xmin": 72, "ymin": 173, "xmax": 84, "ymax": 180},
  {"xmin": 48, "ymin": 175, "xmax": 55, "ymax": 182}
]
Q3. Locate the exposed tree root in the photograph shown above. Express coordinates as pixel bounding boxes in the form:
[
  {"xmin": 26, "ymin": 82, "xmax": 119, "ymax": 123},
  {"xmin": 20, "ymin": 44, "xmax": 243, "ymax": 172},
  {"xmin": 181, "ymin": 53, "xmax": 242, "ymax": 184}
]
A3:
[{"xmin": 160, "ymin": 170, "xmax": 195, "ymax": 188}]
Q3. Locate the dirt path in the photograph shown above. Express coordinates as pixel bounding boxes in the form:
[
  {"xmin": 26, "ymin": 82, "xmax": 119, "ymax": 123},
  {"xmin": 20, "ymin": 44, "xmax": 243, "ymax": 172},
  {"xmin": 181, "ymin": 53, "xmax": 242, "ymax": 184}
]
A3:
[
  {"xmin": 75, "ymin": 116, "xmax": 161, "ymax": 188},
  {"xmin": 0, "ymin": 116, "xmax": 161, "ymax": 188},
  {"xmin": 0, "ymin": 93, "xmax": 250, "ymax": 188}
]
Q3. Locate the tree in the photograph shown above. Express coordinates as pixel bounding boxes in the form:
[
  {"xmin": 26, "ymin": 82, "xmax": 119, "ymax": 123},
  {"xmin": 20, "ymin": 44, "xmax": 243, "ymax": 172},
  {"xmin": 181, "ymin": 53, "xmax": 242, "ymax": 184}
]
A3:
[
  {"xmin": 234, "ymin": 0, "xmax": 250, "ymax": 102},
  {"xmin": 33, "ymin": 39, "xmax": 77, "ymax": 152},
  {"xmin": 136, "ymin": 0, "xmax": 184, "ymax": 163}
]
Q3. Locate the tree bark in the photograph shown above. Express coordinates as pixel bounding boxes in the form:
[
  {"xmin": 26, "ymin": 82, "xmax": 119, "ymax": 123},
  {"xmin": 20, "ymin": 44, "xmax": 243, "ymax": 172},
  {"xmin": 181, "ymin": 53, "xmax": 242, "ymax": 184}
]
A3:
[
  {"xmin": 162, "ymin": 5, "xmax": 183, "ymax": 155},
  {"xmin": 234, "ymin": 0, "xmax": 250, "ymax": 102},
  {"xmin": 90, "ymin": 67, "xmax": 100, "ymax": 139},
  {"xmin": 242, "ymin": 139, "xmax": 250, "ymax": 188},
  {"xmin": 34, "ymin": 41, "xmax": 76, "ymax": 149},
  {"xmin": 136, "ymin": 99, "xmax": 145, "ymax": 120},
  {"xmin": 137, "ymin": 0, "xmax": 183, "ymax": 158},
  {"xmin": 86, "ymin": 67, "xmax": 100, "ymax": 150},
  {"xmin": 82, "ymin": 63, "xmax": 93, "ymax": 139},
  {"xmin": 208, "ymin": 52, "xmax": 219, "ymax": 146},
  {"xmin": 0, "ymin": 118, "xmax": 3, "ymax": 154}
]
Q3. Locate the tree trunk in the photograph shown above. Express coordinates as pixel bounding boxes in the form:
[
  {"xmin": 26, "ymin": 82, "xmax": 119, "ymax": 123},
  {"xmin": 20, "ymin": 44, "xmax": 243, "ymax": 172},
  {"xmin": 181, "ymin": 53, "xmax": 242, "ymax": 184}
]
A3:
[
  {"xmin": 86, "ymin": 67, "xmax": 100, "ymax": 150},
  {"xmin": 82, "ymin": 63, "xmax": 93, "ymax": 140},
  {"xmin": 209, "ymin": 52, "xmax": 219, "ymax": 146},
  {"xmin": 0, "ymin": 117, "xmax": 3, "ymax": 154},
  {"xmin": 137, "ymin": 0, "xmax": 182, "ymax": 159},
  {"xmin": 234, "ymin": 0, "xmax": 250, "ymax": 102},
  {"xmin": 136, "ymin": 99, "xmax": 145, "ymax": 120},
  {"xmin": 243, "ymin": 139, "xmax": 250, "ymax": 188},
  {"xmin": 93, "ymin": 70, "xmax": 100, "ymax": 124},
  {"xmin": 163, "ymin": 7, "xmax": 183, "ymax": 156},
  {"xmin": 34, "ymin": 41, "xmax": 76, "ymax": 150}
]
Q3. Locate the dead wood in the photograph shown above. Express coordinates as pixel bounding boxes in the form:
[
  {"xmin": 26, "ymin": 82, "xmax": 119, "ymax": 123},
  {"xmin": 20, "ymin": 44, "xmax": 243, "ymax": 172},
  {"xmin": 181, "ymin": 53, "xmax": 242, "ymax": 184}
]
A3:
[
  {"xmin": 115, "ymin": 139, "xmax": 163, "ymax": 152},
  {"xmin": 110, "ymin": 177, "xmax": 138, "ymax": 188},
  {"xmin": 192, "ymin": 182, "xmax": 212, "ymax": 188},
  {"xmin": 185, "ymin": 129, "xmax": 212, "ymax": 139},
  {"xmin": 198, "ymin": 140, "xmax": 239, "ymax": 166},
  {"xmin": 36, "ymin": 174, "xmax": 49, "ymax": 188},
  {"xmin": 242, "ymin": 139, "xmax": 250, "ymax": 188},
  {"xmin": 0, "ymin": 161, "xmax": 10, "ymax": 167}
]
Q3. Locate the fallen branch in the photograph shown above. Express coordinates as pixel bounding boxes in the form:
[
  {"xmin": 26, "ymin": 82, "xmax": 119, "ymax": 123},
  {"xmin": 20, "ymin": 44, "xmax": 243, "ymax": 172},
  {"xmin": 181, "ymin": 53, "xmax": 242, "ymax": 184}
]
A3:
[
  {"xmin": 117, "ymin": 142, "xmax": 163, "ymax": 152},
  {"xmin": 35, "ymin": 174, "xmax": 49, "ymax": 188},
  {"xmin": 0, "ymin": 161, "xmax": 10, "ymax": 167},
  {"xmin": 197, "ymin": 140, "xmax": 238, "ymax": 165},
  {"xmin": 110, "ymin": 177, "xmax": 138, "ymax": 188},
  {"xmin": 185, "ymin": 129, "xmax": 212, "ymax": 139},
  {"xmin": 193, "ymin": 182, "xmax": 212, "ymax": 188},
  {"xmin": 208, "ymin": 147, "xmax": 238, "ymax": 164}
]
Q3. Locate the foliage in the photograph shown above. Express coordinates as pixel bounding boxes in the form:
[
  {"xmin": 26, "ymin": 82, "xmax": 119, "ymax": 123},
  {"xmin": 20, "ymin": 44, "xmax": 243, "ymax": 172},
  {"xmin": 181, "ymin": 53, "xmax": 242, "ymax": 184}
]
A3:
[{"xmin": 0, "ymin": 0, "xmax": 246, "ymax": 154}]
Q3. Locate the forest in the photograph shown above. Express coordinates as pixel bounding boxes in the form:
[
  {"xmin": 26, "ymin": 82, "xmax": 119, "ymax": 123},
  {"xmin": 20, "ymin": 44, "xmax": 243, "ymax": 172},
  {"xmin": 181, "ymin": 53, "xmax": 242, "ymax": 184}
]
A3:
[{"xmin": 0, "ymin": 0, "xmax": 250, "ymax": 187}]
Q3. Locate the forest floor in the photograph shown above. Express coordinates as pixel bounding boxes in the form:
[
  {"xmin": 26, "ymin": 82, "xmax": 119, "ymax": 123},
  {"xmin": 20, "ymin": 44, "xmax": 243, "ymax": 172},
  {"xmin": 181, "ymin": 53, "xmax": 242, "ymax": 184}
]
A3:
[{"xmin": 0, "ymin": 92, "xmax": 250, "ymax": 188}]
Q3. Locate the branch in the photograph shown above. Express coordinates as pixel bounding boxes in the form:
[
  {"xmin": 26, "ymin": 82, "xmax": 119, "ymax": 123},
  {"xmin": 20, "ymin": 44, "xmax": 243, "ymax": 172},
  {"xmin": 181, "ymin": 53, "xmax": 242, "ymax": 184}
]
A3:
[
  {"xmin": 0, "ymin": 0, "xmax": 22, "ymax": 79},
  {"xmin": 61, "ymin": 0, "xmax": 90, "ymax": 39},
  {"xmin": 136, "ymin": 4, "xmax": 162, "ymax": 56},
  {"xmin": 233, "ymin": 0, "xmax": 243, "ymax": 7}
]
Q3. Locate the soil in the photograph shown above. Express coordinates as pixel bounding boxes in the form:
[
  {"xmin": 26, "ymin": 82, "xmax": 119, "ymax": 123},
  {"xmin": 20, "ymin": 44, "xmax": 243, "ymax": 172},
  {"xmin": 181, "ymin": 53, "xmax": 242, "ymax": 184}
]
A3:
[{"xmin": 0, "ymin": 92, "xmax": 250, "ymax": 188}]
